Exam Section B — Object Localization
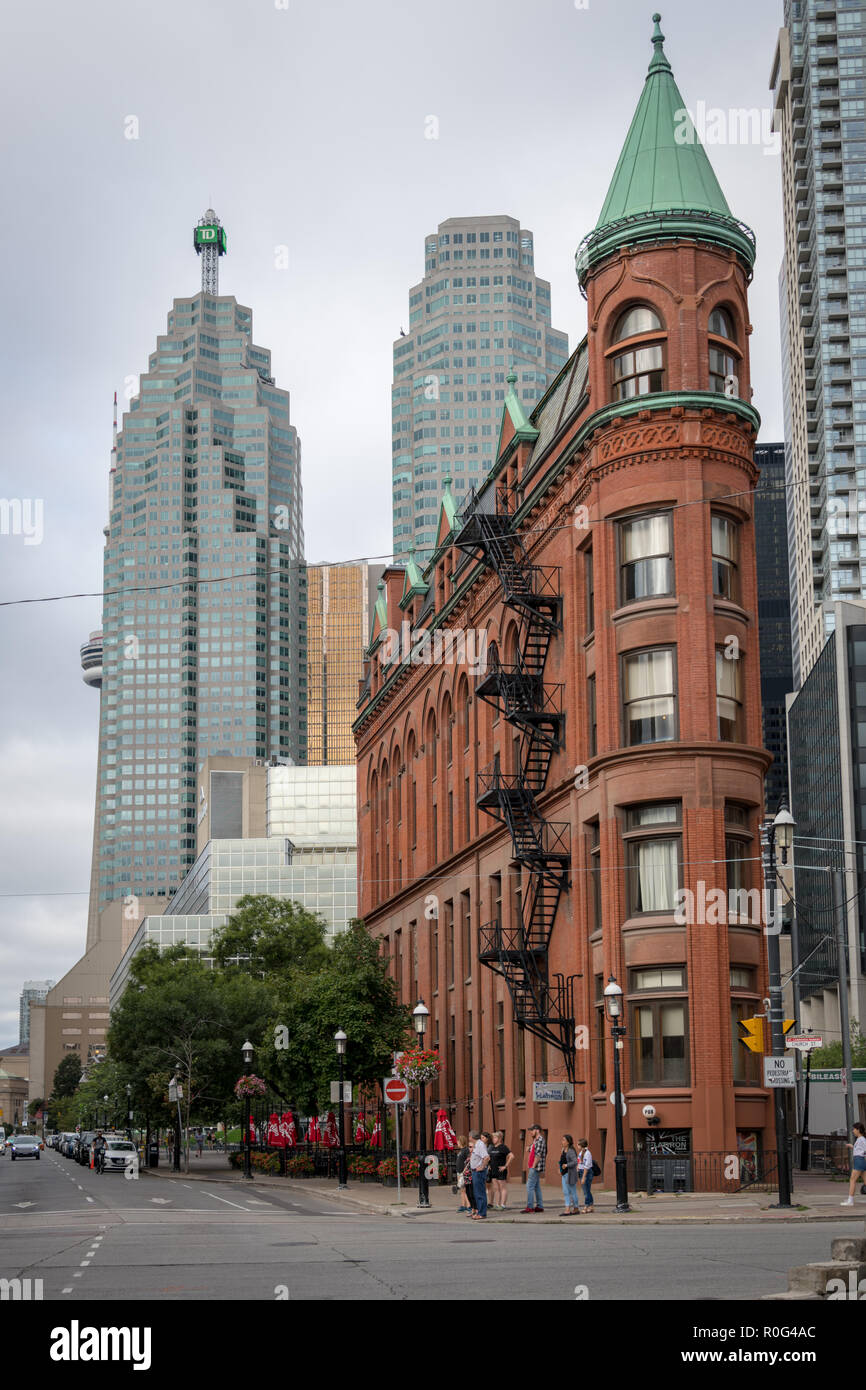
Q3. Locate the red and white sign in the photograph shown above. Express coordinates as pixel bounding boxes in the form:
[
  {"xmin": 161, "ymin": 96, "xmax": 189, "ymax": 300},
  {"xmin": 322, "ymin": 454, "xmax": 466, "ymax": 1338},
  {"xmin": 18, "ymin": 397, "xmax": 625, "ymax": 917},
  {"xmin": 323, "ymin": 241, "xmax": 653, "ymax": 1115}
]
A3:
[
  {"xmin": 383, "ymin": 1077, "xmax": 409, "ymax": 1105},
  {"xmin": 786, "ymin": 1034, "xmax": 823, "ymax": 1051}
]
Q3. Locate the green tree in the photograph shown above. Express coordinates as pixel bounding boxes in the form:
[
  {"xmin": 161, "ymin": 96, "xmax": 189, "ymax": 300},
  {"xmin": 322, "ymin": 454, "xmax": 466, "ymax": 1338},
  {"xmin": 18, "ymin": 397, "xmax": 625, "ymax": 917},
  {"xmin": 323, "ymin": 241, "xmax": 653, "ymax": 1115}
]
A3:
[
  {"xmin": 811, "ymin": 1021, "xmax": 866, "ymax": 1069},
  {"xmin": 264, "ymin": 920, "xmax": 410, "ymax": 1112},
  {"xmin": 52, "ymin": 1052, "xmax": 84, "ymax": 1100},
  {"xmin": 211, "ymin": 895, "xmax": 330, "ymax": 978}
]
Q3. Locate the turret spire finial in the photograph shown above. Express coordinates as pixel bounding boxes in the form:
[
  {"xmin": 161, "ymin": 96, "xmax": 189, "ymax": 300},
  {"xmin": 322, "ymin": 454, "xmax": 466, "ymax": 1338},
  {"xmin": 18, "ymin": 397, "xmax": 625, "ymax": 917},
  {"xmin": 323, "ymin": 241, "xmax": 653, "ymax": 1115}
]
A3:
[{"xmin": 648, "ymin": 12, "xmax": 671, "ymax": 74}]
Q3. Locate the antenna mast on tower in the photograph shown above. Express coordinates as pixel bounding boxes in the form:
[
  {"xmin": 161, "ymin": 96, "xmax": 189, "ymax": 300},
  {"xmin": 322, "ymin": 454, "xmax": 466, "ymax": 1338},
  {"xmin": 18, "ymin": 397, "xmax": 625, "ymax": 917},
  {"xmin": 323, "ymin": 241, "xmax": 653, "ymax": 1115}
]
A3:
[{"xmin": 193, "ymin": 208, "xmax": 226, "ymax": 294}]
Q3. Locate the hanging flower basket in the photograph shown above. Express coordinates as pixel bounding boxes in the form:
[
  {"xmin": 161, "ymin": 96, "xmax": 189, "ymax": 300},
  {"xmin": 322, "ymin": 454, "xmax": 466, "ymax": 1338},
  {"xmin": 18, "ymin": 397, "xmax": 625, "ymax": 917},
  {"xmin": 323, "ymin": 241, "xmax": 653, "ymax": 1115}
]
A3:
[
  {"xmin": 395, "ymin": 1047, "xmax": 442, "ymax": 1088},
  {"xmin": 234, "ymin": 1075, "xmax": 267, "ymax": 1100}
]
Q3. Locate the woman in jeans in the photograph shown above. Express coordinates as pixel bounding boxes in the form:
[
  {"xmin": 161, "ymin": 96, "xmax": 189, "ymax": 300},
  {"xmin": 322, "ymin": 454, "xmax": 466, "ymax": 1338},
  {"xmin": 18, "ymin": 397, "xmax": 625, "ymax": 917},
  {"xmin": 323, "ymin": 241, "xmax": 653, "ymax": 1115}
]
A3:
[
  {"xmin": 577, "ymin": 1139, "xmax": 595, "ymax": 1213},
  {"xmin": 455, "ymin": 1135, "xmax": 476, "ymax": 1214},
  {"xmin": 558, "ymin": 1134, "xmax": 580, "ymax": 1214}
]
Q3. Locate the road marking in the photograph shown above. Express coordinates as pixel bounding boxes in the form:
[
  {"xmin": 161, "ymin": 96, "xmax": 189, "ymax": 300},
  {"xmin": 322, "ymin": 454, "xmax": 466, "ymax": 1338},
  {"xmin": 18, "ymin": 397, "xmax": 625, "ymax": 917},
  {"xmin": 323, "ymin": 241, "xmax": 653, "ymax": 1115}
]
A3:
[
  {"xmin": 150, "ymin": 1197, "xmax": 172, "ymax": 1205},
  {"xmin": 62, "ymin": 1288, "xmax": 73, "ymax": 1294},
  {"xmin": 73, "ymin": 1272, "xmax": 83, "ymax": 1278},
  {"xmin": 245, "ymin": 1199, "xmax": 273, "ymax": 1206},
  {"xmin": 80, "ymin": 1261, "xmax": 90, "ymax": 1267},
  {"xmin": 201, "ymin": 1190, "xmax": 256, "ymax": 1211},
  {"xmin": 86, "ymin": 1197, "xmax": 95, "ymax": 1204},
  {"xmin": 12, "ymin": 1201, "xmax": 36, "ymax": 1208}
]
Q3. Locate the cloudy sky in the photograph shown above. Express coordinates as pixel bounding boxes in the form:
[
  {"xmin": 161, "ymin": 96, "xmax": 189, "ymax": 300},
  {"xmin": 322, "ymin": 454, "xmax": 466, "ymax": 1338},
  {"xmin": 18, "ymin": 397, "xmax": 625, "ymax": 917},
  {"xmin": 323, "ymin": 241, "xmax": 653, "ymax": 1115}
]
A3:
[{"xmin": 0, "ymin": 0, "xmax": 786, "ymax": 1044}]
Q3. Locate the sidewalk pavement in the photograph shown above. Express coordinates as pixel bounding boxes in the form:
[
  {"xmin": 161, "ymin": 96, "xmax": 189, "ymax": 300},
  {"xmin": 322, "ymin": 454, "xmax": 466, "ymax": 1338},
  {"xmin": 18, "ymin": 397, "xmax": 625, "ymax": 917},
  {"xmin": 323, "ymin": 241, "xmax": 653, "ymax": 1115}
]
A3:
[{"xmin": 139, "ymin": 1152, "xmax": 866, "ymax": 1225}]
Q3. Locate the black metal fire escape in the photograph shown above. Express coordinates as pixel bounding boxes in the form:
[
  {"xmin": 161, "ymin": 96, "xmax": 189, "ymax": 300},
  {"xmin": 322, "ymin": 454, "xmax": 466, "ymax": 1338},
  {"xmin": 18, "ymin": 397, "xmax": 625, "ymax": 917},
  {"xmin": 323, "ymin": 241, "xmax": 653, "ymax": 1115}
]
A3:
[{"xmin": 454, "ymin": 484, "xmax": 577, "ymax": 1081}]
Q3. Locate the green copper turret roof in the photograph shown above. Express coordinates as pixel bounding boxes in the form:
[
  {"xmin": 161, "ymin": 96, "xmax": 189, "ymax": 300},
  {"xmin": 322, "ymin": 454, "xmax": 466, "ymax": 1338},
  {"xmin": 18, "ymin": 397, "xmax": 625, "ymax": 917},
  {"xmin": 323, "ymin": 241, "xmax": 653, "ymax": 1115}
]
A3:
[
  {"xmin": 576, "ymin": 14, "xmax": 755, "ymax": 282},
  {"xmin": 400, "ymin": 546, "xmax": 428, "ymax": 606}
]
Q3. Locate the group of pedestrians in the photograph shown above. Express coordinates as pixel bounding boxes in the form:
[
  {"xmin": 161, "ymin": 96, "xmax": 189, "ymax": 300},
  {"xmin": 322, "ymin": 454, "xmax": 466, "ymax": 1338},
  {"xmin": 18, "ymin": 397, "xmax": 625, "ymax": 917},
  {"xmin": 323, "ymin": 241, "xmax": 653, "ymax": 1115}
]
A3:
[{"xmin": 455, "ymin": 1124, "xmax": 598, "ymax": 1220}]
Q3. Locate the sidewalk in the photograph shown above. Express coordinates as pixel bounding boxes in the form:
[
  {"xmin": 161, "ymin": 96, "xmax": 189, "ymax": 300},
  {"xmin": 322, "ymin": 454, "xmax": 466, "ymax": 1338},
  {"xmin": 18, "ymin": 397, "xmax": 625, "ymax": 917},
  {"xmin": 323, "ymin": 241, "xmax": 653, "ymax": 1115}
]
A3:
[{"xmin": 140, "ymin": 1153, "xmax": 866, "ymax": 1225}]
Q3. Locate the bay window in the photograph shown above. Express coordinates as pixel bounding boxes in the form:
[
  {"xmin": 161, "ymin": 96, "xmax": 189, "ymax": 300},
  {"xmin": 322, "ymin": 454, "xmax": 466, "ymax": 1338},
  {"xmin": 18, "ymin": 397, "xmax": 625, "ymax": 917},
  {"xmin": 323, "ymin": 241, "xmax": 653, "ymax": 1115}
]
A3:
[{"xmin": 622, "ymin": 647, "xmax": 676, "ymax": 745}]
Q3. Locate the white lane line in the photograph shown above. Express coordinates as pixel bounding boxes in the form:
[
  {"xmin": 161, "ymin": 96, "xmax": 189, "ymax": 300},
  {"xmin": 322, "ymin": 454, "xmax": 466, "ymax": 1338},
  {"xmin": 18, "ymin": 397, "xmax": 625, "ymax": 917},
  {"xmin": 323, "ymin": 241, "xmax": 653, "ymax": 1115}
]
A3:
[
  {"xmin": 201, "ymin": 1189, "xmax": 256, "ymax": 1211},
  {"xmin": 86, "ymin": 1197, "xmax": 95, "ymax": 1204},
  {"xmin": 80, "ymin": 1261, "xmax": 90, "ymax": 1267},
  {"xmin": 73, "ymin": 1272, "xmax": 83, "ymax": 1278},
  {"xmin": 62, "ymin": 1287, "xmax": 73, "ymax": 1294}
]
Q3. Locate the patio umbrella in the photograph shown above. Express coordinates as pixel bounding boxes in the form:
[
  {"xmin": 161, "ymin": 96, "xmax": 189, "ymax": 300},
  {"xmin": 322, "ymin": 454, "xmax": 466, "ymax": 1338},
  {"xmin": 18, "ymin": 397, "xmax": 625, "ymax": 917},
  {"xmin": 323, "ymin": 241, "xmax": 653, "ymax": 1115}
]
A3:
[
  {"xmin": 280, "ymin": 1112, "xmax": 297, "ymax": 1148},
  {"xmin": 249, "ymin": 1116, "xmax": 256, "ymax": 1144},
  {"xmin": 267, "ymin": 1113, "xmax": 283, "ymax": 1148},
  {"xmin": 370, "ymin": 1116, "xmax": 382, "ymax": 1148},
  {"xmin": 322, "ymin": 1112, "xmax": 339, "ymax": 1148},
  {"xmin": 306, "ymin": 1115, "xmax": 321, "ymax": 1144},
  {"xmin": 434, "ymin": 1109, "xmax": 457, "ymax": 1151},
  {"xmin": 354, "ymin": 1113, "xmax": 367, "ymax": 1145}
]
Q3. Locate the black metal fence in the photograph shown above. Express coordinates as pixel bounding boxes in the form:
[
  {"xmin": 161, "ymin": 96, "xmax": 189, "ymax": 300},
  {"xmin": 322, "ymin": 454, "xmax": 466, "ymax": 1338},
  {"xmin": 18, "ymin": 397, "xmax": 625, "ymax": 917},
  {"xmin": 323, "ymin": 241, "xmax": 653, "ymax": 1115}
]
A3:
[{"xmin": 628, "ymin": 1144, "xmax": 797, "ymax": 1195}]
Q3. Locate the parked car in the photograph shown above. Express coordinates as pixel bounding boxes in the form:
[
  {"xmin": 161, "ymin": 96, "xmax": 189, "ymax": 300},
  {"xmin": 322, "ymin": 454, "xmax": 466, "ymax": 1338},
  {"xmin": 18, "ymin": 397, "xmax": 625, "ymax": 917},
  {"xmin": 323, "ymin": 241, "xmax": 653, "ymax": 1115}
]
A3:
[
  {"xmin": 76, "ymin": 1131, "xmax": 97, "ymax": 1165},
  {"xmin": 101, "ymin": 1138, "xmax": 137, "ymax": 1172},
  {"xmin": 58, "ymin": 1132, "xmax": 77, "ymax": 1157},
  {"xmin": 9, "ymin": 1135, "xmax": 41, "ymax": 1160}
]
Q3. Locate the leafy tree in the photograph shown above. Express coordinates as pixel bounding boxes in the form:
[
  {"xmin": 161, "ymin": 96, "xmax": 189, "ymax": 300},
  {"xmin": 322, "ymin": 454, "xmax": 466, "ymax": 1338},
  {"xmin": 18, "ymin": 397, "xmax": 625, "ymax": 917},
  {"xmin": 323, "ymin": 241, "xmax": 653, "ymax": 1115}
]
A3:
[
  {"xmin": 264, "ymin": 920, "xmax": 411, "ymax": 1112},
  {"xmin": 211, "ymin": 895, "xmax": 329, "ymax": 978},
  {"xmin": 811, "ymin": 1021, "xmax": 866, "ymax": 1069},
  {"xmin": 52, "ymin": 1052, "xmax": 84, "ymax": 1100}
]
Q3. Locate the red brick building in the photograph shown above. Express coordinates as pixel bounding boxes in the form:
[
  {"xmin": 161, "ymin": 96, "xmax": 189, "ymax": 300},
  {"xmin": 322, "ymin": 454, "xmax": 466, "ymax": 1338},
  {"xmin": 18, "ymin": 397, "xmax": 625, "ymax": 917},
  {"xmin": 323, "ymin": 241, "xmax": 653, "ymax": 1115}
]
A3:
[{"xmin": 355, "ymin": 17, "xmax": 773, "ymax": 1183}]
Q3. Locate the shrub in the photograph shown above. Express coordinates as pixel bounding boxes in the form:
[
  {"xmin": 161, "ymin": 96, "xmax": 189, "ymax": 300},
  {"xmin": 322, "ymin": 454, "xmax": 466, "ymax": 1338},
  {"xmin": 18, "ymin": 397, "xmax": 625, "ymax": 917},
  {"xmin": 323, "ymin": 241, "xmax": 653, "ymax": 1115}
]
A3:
[
  {"xmin": 377, "ymin": 1156, "xmax": 419, "ymax": 1181},
  {"xmin": 347, "ymin": 1154, "xmax": 378, "ymax": 1177},
  {"xmin": 285, "ymin": 1154, "xmax": 315, "ymax": 1177}
]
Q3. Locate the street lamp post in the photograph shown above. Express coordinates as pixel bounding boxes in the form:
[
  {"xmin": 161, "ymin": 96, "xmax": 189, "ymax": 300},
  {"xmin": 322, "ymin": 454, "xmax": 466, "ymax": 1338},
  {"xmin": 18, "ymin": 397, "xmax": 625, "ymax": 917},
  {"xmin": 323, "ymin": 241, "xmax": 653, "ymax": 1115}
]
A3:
[
  {"xmin": 103, "ymin": 1094, "xmax": 109, "ymax": 1132},
  {"xmin": 126, "ymin": 1083, "xmax": 133, "ymax": 1142},
  {"xmin": 761, "ymin": 801, "xmax": 794, "ymax": 1208},
  {"xmin": 800, "ymin": 1031, "xmax": 814, "ymax": 1173},
  {"xmin": 604, "ymin": 976, "xmax": 630, "ymax": 1213},
  {"xmin": 241, "ymin": 1040, "xmax": 254, "ymax": 1181},
  {"xmin": 171, "ymin": 1068, "xmax": 183, "ymax": 1173},
  {"xmin": 413, "ymin": 1000, "xmax": 431, "ymax": 1209},
  {"xmin": 334, "ymin": 1029, "xmax": 348, "ymax": 1190}
]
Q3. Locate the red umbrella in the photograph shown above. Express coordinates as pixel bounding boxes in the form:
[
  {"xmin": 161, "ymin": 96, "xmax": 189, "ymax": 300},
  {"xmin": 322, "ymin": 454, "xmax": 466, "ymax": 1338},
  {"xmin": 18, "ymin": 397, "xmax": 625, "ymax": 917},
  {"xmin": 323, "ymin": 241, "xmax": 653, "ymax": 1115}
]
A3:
[
  {"xmin": 434, "ymin": 1109, "xmax": 457, "ymax": 1151},
  {"xmin": 280, "ymin": 1112, "xmax": 297, "ymax": 1148},
  {"xmin": 306, "ymin": 1115, "xmax": 321, "ymax": 1144},
  {"xmin": 267, "ymin": 1113, "xmax": 283, "ymax": 1148},
  {"xmin": 249, "ymin": 1116, "xmax": 256, "ymax": 1143},
  {"xmin": 354, "ymin": 1114, "xmax": 367, "ymax": 1144},
  {"xmin": 370, "ymin": 1116, "xmax": 382, "ymax": 1148},
  {"xmin": 322, "ymin": 1112, "xmax": 339, "ymax": 1148}
]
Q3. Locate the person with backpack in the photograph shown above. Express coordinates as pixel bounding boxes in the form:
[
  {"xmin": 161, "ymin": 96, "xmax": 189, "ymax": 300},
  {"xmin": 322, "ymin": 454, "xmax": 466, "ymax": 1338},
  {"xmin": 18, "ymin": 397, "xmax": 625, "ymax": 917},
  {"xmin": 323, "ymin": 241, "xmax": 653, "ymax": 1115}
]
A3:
[
  {"xmin": 558, "ymin": 1134, "xmax": 580, "ymax": 1214},
  {"xmin": 577, "ymin": 1138, "xmax": 598, "ymax": 1212},
  {"xmin": 455, "ymin": 1134, "xmax": 476, "ymax": 1214}
]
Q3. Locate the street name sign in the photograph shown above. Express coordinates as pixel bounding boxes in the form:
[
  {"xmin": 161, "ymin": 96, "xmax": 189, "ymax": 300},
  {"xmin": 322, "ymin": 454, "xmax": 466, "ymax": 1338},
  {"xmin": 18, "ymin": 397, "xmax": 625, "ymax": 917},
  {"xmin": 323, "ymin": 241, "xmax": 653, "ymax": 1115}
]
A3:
[
  {"xmin": 763, "ymin": 1056, "xmax": 796, "ymax": 1088},
  {"xmin": 532, "ymin": 1082, "xmax": 574, "ymax": 1102},
  {"xmin": 786, "ymin": 1034, "xmax": 823, "ymax": 1051}
]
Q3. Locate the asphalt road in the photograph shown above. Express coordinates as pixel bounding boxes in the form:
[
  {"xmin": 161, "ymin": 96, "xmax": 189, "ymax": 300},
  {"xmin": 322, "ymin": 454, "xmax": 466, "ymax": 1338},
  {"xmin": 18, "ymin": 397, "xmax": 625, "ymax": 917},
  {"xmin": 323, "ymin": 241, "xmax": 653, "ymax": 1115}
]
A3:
[{"xmin": 0, "ymin": 1146, "xmax": 859, "ymax": 1301}]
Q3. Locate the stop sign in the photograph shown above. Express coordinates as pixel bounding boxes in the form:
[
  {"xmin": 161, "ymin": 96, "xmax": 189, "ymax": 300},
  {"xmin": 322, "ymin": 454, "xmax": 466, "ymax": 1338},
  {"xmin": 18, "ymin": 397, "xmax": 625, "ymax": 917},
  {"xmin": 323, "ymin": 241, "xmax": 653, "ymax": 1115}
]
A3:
[{"xmin": 383, "ymin": 1077, "xmax": 409, "ymax": 1104}]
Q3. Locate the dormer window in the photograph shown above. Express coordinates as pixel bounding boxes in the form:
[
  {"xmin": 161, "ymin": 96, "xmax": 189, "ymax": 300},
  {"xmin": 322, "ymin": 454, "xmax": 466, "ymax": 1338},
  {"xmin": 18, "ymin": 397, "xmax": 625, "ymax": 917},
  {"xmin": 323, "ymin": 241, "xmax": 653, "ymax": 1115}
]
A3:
[
  {"xmin": 610, "ymin": 306, "xmax": 665, "ymax": 402},
  {"xmin": 708, "ymin": 307, "xmax": 740, "ymax": 395}
]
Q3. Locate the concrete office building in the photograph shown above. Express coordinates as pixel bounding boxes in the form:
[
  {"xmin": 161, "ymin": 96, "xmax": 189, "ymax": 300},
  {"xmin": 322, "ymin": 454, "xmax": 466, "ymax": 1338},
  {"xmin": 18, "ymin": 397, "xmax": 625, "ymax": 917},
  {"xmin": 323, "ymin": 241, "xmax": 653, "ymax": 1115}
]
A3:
[
  {"xmin": 110, "ymin": 760, "xmax": 357, "ymax": 1008},
  {"xmin": 787, "ymin": 600, "xmax": 866, "ymax": 1059},
  {"xmin": 18, "ymin": 981, "xmax": 55, "ymax": 1048},
  {"xmin": 305, "ymin": 563, "xmax": 385, "ymax": 764},
  {"xmin": 772, "ymin": 4, "xmax": 866, "ymax": 686},
  {"xmin": 392, "ymin": 215, "xmax": 569, "ymax": 561},
  {"xmin": 30, "ymin": 212, "xmax": 306, "ymax": 1105}
]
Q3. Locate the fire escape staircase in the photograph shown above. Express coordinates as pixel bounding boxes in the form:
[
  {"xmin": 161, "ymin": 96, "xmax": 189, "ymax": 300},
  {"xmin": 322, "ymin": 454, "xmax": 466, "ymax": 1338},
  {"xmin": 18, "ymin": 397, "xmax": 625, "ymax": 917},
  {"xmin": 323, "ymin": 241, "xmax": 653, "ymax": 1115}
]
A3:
[{"xmin": 454, "ymin": 485, "xmax": 577, "ymax": 1080}]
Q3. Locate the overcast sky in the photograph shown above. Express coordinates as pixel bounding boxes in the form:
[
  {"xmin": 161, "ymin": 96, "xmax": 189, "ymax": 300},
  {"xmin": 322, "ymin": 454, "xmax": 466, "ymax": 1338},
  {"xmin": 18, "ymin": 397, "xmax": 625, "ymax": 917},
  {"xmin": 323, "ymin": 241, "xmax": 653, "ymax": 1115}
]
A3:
[{"xmin": 0, "ymin": 0, "xmax": 786, "ymax": 1045}]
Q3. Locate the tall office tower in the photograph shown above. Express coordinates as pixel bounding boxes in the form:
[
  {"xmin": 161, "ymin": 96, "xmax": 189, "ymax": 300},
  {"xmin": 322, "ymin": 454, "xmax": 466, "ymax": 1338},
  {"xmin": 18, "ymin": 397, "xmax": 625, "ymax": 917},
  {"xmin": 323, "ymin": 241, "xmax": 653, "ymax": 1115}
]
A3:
[
  {"xmin": 305, "ymin": 562, "xmax": 385, "ymax": 764},
  {"xmin": 86, "ymin": 209, "xmax": 305, "ymax": 935},
  {"xmin": 18, "ymin": 981, "xmax": 55, "ymax": 1047},
  {"xmin": 772, "ymin": 5, "xmax": 866, "ymax": 686},
  {"xmin": 391, "ymin": 215, "xmax": 569, "ymax": 561},
  {"xmin": 754, "ymin": 444, "xmax": 794, "ymax": 813}
]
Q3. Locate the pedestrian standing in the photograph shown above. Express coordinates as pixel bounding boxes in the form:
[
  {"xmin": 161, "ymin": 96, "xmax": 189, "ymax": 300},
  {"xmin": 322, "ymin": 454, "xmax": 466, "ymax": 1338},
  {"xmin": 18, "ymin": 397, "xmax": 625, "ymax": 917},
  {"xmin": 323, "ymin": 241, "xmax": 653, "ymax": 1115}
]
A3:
[
  {"xmin": 469, "ymin": 1130, "xmax": 490, "ymax": 1220},
  {"xmin": 455, "ymin": 1134, "xmax": 476, "ymax": 1214},
  {"xmin": 489, "ymin": 1130, "xmax": 513, "ymax": 1209},
  {"xmin": 558, "ymin": 1134, "xmax": 580, "ymax": 1214},
  {"xmin": 196, "ymin": 1131, "xmax": 204, "ymax": 1157},
  {"xmin": 577, "ymin": 1138, "xmax": 595, "ymax": 1213},
  {"xmin": 841, "ymin": 1121, "xmax": 866, "ymax": 1205},
  {"xmin": 522, "ymin": 1123, "xmax": 546, "ymax": 1212}
]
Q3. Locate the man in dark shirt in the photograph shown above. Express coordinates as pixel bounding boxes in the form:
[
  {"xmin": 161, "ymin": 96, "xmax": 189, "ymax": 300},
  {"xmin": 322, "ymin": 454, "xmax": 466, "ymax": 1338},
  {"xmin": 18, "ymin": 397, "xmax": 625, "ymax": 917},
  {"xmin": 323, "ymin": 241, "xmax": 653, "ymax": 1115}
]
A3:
[{"xmin": 523, "ymin": 1123, "xmax": 546, "ymax": 1212}]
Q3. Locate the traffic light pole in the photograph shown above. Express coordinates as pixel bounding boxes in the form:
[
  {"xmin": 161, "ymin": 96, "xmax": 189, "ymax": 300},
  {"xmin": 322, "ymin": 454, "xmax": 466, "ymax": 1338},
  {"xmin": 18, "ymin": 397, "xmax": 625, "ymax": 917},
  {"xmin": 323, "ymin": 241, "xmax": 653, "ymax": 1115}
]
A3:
[{"xmin": 762, "ymin": 820, "xmax": 793, "ymax": 1209}]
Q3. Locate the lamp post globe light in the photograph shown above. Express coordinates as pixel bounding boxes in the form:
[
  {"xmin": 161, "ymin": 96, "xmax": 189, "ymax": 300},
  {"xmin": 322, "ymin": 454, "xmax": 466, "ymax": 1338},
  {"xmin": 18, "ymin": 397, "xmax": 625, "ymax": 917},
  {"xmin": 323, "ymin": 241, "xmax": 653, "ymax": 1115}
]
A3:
[
  {"xmin": 761, "ymin": 802, "xmax": 794, "ymax": 1208},
  {"xmin": 412, "ymin": 999, "xmax": 431, "ymax": 1209},
  {"xmin": 241, "ymin": 1040, "xmax": 254, "ymax": 1180},
  {"xmin": 334, "ymin": 1029, "xmax": 348, "ymax": 1190},
  {"xmin": 603, "ymin": 976, "xmax": 630, "ymax": 1212}
]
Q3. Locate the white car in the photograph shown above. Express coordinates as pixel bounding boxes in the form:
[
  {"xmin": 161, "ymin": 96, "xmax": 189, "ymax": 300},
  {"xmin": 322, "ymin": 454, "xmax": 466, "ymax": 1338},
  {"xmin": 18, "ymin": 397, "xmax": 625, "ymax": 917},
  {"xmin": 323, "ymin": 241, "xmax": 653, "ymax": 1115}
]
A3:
[{"xmin": 101, "ymin": 1138, "xmax": 138, "ymax": 1172}]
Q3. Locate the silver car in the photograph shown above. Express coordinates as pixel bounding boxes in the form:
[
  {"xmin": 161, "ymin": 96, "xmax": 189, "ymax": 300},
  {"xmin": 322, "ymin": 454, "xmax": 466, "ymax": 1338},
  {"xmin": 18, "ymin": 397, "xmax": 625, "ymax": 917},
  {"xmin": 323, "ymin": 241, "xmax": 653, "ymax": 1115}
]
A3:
[
  {"xmin": 9, "ymin": 1135, "xmax": 41, "ymax": 1160},
  {"xmin": 101, "ymin": 1138, "xmax": 138, "ymax": 1172}
]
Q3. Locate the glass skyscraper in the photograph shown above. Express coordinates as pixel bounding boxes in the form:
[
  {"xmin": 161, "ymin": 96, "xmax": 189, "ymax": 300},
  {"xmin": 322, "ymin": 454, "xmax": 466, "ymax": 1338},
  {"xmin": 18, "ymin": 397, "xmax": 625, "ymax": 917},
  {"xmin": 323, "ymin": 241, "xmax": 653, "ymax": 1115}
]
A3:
[
  {"xmin": 85, "ymin": 213, "xmax": 305, "ymax": 935},
  {"xmin": 391, "ymin": 215, "xmax": 569, "ymax": 561},
  {"xmin": 772, "ymin": 1, "xmax": 866, "ymax": 685},
  {"xmin": 754, "ymin": 443, "xmax": 794, "ymax": 812}
]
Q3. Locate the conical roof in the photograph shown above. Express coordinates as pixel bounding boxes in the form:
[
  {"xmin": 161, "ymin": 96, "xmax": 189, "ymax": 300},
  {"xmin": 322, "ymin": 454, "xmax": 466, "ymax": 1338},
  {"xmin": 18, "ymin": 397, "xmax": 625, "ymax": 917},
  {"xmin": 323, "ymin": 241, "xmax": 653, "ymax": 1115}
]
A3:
[{"xmin": 576, "ymin": 14, "xmax": 755, "ymax": 282}]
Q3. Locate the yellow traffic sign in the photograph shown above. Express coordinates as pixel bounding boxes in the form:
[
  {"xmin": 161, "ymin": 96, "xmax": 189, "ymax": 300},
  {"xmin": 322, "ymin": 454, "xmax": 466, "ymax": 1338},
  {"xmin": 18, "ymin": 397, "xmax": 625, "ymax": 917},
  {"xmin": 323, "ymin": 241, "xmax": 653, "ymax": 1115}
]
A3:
[
  {"xmin": 783, "ymin": 1019, "xmax": 795, "ymax": 1034},
  {"xmin": 739, "ymin": 1017, "xmax": 764, "ymax": 1053}
]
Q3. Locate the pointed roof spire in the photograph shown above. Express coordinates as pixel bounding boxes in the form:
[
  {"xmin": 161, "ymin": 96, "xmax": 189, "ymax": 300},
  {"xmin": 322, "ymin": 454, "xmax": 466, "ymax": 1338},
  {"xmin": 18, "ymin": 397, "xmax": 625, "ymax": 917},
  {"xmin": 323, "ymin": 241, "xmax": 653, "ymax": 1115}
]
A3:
[{"xmin": 576, "ymin": 13, "xmax": 755, "ymax": 284}]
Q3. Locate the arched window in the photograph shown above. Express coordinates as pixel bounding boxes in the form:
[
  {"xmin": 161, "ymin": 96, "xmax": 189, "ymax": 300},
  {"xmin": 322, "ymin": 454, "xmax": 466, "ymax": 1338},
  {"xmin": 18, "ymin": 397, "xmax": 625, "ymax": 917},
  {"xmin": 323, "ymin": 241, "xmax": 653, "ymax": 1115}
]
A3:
[
  {"xmin": 610, "ymin": 305, "xmax": 665, "ymax": 402},
  {"xmin": 708, "ymin": 307, "xmax": 739, "ymax": 394}
]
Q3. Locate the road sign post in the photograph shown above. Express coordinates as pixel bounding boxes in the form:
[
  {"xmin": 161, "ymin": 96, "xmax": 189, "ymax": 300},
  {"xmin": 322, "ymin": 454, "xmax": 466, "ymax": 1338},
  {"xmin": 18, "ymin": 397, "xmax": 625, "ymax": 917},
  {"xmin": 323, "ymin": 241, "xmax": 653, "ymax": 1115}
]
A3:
[{"xmin": 383, "ymin": 1077, "xmax": 409, "ymax": 1199}]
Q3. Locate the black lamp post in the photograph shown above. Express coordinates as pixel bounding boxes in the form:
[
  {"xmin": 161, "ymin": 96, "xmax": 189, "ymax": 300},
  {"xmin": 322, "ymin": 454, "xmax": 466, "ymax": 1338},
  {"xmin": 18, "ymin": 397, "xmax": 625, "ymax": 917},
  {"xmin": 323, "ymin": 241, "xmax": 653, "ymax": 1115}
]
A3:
[
  {"xmin": 126, "ymin": 1083, "xmax": 133, "ymax": 1141},
  {"xmin": 103, "ymin": 1094, "xmax": 109, "ymax": 1131},
  {"xmin": 760, "ymin": 801, "xmax": 794, "ymax": 1208},
  {"xmin": 241, "ymin": 1040, "xmax": 254, "ymax": 1180},
  {"xmin": 413, "ymin": 1000, "xmax": 431, "ymax": 1208},
  {"xmin": 604, "ymin": 976, "xmax": 631, "ymax": 1213},
  {"xmin": 335, "ymin": 1029, "xmax": 348, "ymax": 1190}
]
